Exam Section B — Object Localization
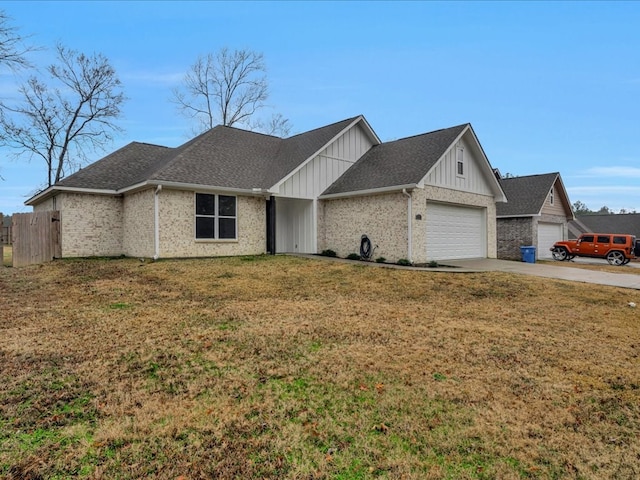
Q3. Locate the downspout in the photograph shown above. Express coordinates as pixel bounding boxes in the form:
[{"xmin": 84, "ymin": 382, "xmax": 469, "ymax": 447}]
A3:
[
  {"xmin": 402, "ymin": 188, "xmax": 412, "ymax": 263},
  {"xmin": 153, "ymin": 185, "xmax": 162, "ymax": 260}
]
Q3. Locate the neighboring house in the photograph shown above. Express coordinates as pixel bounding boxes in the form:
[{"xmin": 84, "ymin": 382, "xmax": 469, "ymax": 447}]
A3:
[
  {"xmin": 25, "ymin": 115, "xmax": 507, "ymax": 263},
  {"xmin": 496, "ymin": 173, "xmax": 574, "ymax": 260},
  {"xmin": 569, "ymin": 213, "xmax": 640, "ymax": 239}
]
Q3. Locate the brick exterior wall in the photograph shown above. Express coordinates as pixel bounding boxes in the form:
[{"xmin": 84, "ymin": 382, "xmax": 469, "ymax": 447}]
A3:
[
  {"xmin": 55, "ymin": 193, "xmax": 123, "ymax": 257},
  {"xmin": 320, "ymin": 186, "xmax": 498, "ymax": 263},
  {"xmin": 498, "ymin": 214, "xmax": 568, "ymax": 260},
  {"xmin": 319, "ymin": 192, "xmax": 408, "ymax": 262},
  {"xmin": 123, "ymin": 189, "xmax": 155, "ymax": 258},
  {"xmin": 33, "ymin": 197, "xmax": 56, "ymax": 212},
  {"xmin": 497, "ymin": 217, "xmax": 534, "ymax": 260},
  {"xmin": 31, "ymin": 188, "xmax": 266, "ymax": 259},
  {"xmin": 157, "ymin": 189, "xmax": 266, "ymax": 258}
]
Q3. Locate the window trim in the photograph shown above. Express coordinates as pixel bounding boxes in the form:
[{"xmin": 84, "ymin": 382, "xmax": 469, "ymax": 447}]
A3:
[
  {"xmin": 194, "ymin": 192, "xmax": 238, "ymax": 241},
  {"xmin": 456, "ymin": 147, "xmax": 465, "ymax": 177},
  {"xmin": 549, "ymin": 188, "xmax": 555, "ymax": 205}
]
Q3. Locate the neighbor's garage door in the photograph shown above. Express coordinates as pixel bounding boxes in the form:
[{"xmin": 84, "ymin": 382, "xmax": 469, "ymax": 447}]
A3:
[
  {"xmin": 426, "ymin": 202, "xmax": 486, "ymax": 261},
  {"xmin": 538, "ymin": 222, "xmax": 564, "ymax": 259}
]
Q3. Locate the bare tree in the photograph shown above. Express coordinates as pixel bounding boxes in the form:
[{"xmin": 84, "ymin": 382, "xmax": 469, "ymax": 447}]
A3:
[
  {"xmin": 252, "ymin": 112, "xmax": 292, "ymax": 137},
  {"xmin": 0, "ymin": 10, "xmax": 35, "ymax": 72},
  {"xmin": 172, "ymin": 47, "xmax": 291, "ymax": 137},
  {"xmin": 0, "ymin": 44, "xmax": 125, "ymax": 187}
]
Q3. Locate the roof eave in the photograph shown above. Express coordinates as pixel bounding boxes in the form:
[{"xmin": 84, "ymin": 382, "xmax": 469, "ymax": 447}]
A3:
[
  {"xmin": 553, "ymin": 174, "xmax": 576, "ymax": 220},
  {"xmin": 319, "ymin": 184, "xmax": 419, "ymax": 200},
  {"xmin": 497, "ymin": 213, "xmax": 542, "ymax": 219},
  {"xmin": 146, "ymin": 180, "xmax": 271, "ymax": 196},
  {"xmin": 25, "ymin": 185, "xmax": 120, "ymax": 206}
]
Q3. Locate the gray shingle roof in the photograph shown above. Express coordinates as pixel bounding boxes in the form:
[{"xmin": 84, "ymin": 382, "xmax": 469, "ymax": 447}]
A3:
[
  {"xmin": 570, "ymin": 214, "xmax": 640, "ymax": 237},
  {"xmin": 56, "ymin": 142, "xmax": 173, "ymax": 190},
  {"xmin": 148, "ymin": 126, "xmax": 282, "ymax": 189},
  {"xmin": 53, "ymin": 116, "xmax": 361, "ymax": 191},
  {"xmin": 496, "ymin": 173, "xmax": 559, "ymax": 217},
  {"xmin": 322, "ymin": 124, "xmax": 468, "ymax": 195}
]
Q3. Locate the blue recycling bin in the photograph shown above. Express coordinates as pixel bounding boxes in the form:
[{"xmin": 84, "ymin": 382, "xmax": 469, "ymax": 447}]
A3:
[{"xmin": 520, "ymin": 246, "xmax": 536, "ymax": 263}]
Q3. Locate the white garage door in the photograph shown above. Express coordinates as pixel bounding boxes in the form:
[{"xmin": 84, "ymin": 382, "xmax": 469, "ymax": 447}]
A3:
[
  {"xmin": 426, "ymin": 203, "xmax": 486, "ymax": 260},
  {"xmin": 538, "ymin": 222, "xmax": 564, "ymax": 259}
]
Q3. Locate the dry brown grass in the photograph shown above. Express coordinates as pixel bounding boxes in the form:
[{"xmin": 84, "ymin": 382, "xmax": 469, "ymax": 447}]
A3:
[
  {"xmin": 1, "ymin": 245, "xmax": 10, "ymax": 267},
  {"xmin": 1, "ymin": 255, "xmax": 639, "ymax": 479}
]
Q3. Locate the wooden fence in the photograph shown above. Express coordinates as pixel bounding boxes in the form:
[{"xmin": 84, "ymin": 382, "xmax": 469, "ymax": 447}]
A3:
[{"xmin": 12, "ymin": 211, "xmax": 61, "ymax": 267}]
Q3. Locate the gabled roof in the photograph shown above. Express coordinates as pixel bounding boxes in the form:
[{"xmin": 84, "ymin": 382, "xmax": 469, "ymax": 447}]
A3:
[
  {"xmin": 321, "ymin": 124, "xmax": 468, "ymax": 195},
  {"xmin": 149, "ymin": 116, "xmax": 366, "ymax": 190},
  {"xmin": 26, "ymin": 116, "xmax": 365, "ymax": 204},
  {"xmin": 320, "ymin": 123, "xmax": 506, "ymax": 201},
  {"xmin": 569, "ymin": 213, "xmax": 640, "ymax": 238},
  {"xmin": 497, "ymin": 172, "xmax": 572, "ymax": 218}
]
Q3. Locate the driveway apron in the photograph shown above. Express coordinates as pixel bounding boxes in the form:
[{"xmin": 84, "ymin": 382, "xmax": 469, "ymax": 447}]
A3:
[{"xmin": 442, "ymin": 259, "xmax": 640, "ymax": 290}]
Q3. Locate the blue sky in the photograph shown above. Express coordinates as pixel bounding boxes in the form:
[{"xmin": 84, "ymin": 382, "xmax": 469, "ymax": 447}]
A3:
[{"xmin": 1, "ymin": 1, "xmax": 639, "ymax": 214}]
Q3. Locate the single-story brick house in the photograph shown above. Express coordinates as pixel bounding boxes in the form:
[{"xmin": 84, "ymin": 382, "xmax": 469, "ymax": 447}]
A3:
[
  {"xmin": 26, "ymin": 115, "xmax": 507, "ymax": 263},
  {"xmin": 496, "ymin": 172, "xmax": 574, "ymax": 260}
]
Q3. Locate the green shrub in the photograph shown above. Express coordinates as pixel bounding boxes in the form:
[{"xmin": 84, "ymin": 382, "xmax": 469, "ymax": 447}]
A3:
[
  {"xmin": 375, "ymin": 257, "xmax": 386, "ymax": 263},
  {"xmin": 346, "ymin": 253, "xmax": 361, "ymax": 260},
  {"xmin": 428, "ymin": 260, "xmax": 439, "ymax": 268},
  {"xmin": 320, "ymin": 249, "xmax": 337, "ymax": 257},
  {"xmin": 397, "ymin": 258, "xmax": 412, "ymax": 266}
]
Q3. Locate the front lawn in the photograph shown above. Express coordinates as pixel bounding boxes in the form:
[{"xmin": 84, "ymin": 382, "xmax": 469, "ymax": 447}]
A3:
[{"xmin": 1, "ymin": 256, "xmax": 639, "ymax": 479}]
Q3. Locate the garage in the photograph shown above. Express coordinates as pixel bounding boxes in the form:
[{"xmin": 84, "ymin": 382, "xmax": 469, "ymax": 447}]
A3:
[
  {"xmin": 538, "ymin": 222, "xmax": 564, "ymax": 259},
  {"xmin": 426, "ymin": 202, "xmax": 486, "ymax": 260}
]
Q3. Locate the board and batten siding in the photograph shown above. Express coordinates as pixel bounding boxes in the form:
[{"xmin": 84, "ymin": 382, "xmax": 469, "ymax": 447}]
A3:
[
  {"xmin": 277, "ymin": 123, "xmax": 374, "ymax": 198},
  {"xmin": 275, "ymin": 198, "xmax": 314, "ymax": 253},
  {"xmin": 541, "ymin": 182, "xmax": 569, "ymax": 218},
  {"xmin": 424, "ymin": 135, "xmax": 493, "ymax": 196}
]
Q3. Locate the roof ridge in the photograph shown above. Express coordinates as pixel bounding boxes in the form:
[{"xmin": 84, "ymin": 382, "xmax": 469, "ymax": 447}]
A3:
[
  {"xmin": 381, "ymin": 123, "xmax": 469, "ymax": 144},
  {"xmin": 129, "ymin": 140, "xmax": 172, "ymax": 149},
  {"xmin": 217, "ymin": 124, "xmax": 281, "ymax": 139},
  {"xmin": 285, "ymin": 116, "xmax": 360, "ymax": 140},
  {"xmin": 146, "ymin": 126, "xmax": 276, "ymax": 181},
  {"xmin": 500, "ymin": 172, "xmax": 559, "ymax": 180}
]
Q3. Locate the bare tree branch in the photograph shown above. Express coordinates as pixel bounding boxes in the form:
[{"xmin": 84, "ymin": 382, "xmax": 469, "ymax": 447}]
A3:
[
  {"xmin": 251, "ymin": 113, "xmax": 292, "ymax": 137},
  {"xmin": 0, "ymin": 10, "xmax": 36, "ymax": 72},
  {"xmin": 172, "ymin": 47, "xmax": 290, "ymax": 137},
  {"xmin": 0, "ymin": 43, "xmax": 126, "ymax": 187}
]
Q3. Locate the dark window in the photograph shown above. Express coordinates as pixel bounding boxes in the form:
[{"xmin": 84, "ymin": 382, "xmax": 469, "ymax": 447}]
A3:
[
  {"xmin": 218, "ymin": 195, "xmax": 236, "ymax": 217},
  {"xmin": 196, "ymin": 194, "xmax": 215, "ymax": 215},
  {"xmin": 597, "ymin": 235, "xmax": 610, "ymax": 243},
  {"xmin": 196, "ymin": 217, "xmax": 215, "ymax": 238},
  {"xmin": 613, "ymin": 236, "xmax": 627, "ymax": 245},
  {"xmin": 581, "ymin": 235, "xmax": 594, "ymax": 242},
  {"xmin": 456, "ymin": 148, "xmax": 464, "ymax": 176},
  {"xmin": 195, "ymin": 193, "xmax": 237, "ymax": 239},
  {"xmin": 219, "ymin": 218, "xmax": 236, "ymax": 239}
]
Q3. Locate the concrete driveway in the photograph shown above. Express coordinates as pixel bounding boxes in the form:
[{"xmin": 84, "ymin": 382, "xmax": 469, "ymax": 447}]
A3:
[
  {"xmin": 293, "ymin": 254, "xmax": 640, "ymax": 290},
  {"xmin": 441, "ymin": 258, "xmax": 640, "ymax": 290}
]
